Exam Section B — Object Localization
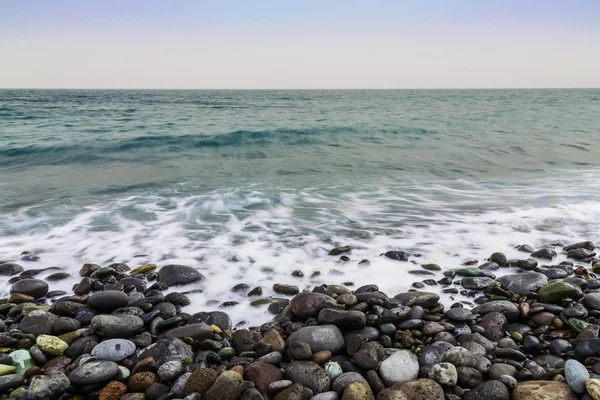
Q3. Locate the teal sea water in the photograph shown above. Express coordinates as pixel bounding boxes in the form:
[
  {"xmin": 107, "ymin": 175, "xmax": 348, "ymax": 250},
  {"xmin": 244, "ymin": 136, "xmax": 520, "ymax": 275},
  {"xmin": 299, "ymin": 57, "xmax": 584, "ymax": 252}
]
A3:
[{"xmin": 1, "ymin": 89, "xmax": 600, "ymax": 322}]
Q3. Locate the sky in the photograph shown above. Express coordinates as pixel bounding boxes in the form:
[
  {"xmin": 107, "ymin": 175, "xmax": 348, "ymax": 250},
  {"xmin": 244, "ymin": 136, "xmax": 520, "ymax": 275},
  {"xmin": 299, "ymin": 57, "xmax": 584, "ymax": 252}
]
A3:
[{"xmin": 1, "ymin": 0, "xmax": 599, "ymax": 89}]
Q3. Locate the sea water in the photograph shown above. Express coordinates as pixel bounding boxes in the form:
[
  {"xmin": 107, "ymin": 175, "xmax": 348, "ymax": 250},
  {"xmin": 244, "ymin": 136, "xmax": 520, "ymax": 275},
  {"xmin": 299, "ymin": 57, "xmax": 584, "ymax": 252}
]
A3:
[{"xmin": 1, "ymin": 89, "xmax": 599, "ymax": 323}]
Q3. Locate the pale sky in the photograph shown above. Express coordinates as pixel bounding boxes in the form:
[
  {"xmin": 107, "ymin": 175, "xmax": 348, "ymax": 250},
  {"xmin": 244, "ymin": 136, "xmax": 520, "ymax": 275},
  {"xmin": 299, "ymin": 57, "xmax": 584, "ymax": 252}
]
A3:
[{"xmin": 1, "ymin": 0, "xmax": 599, "ymax": 89}]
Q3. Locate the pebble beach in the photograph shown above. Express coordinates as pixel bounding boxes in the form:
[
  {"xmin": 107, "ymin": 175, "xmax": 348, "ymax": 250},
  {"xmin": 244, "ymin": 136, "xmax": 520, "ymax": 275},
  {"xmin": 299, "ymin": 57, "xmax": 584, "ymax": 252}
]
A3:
[{"xmin": 2, "ymin": 240, "xmax": 600, "ymax": 400}]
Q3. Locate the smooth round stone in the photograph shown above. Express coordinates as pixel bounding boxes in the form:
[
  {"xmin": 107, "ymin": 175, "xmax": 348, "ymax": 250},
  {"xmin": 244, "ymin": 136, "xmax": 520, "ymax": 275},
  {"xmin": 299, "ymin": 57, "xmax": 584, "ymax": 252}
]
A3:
[
  {"xmin": 565, "ymin": 359, "xmax": 589, "ymax": 394},
  {"xmin": 68, "ymin": 360, "xmax": 119, "ymax": 385},
  {"xmin": 10, "ymin": 279, "xmax": 49, "ymax": 299},
  {"xmin": 379, "ymin": 350, "xmax": 419, "ymax": 386},
  {"xmin": 287, "ymin": 325, "xmax": 345, "ymax": 354},
  {"xmin": 0, "ymin": 263, "xmax": 24, "ymax": 276},
  {"xmin": 157, "ymin": 265, "xmax": 203, "ymax": 287},
  {"xmin": 19, "ymin": 310, "xmax": 58, "ymax": 335},
  {"xmin": 91, "ymin": 339, "xmax": 136, "ymax": 362},
  {"xmin": 379, "ymin": 323, "xmax": 396, "ymax": 336},
  {"xmin": 88, "ymin": 291, "xmax": 131, "ymax": 312}
]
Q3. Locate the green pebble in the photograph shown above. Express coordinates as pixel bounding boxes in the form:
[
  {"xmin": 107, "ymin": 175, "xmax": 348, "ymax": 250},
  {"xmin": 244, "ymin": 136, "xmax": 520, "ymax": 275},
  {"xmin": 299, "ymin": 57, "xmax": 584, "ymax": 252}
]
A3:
[
  {"xmin": 9, "ymin": 388, "xmax": 25, "ymax": 398},
  {"xmin": 249, "ymin": 298, "xmax": 274, "ymax": 307},
  {"xmin": 0, "ymin": 365, "xmax": 16, "ymax": 376},
  {"xmin": 455, "ymin": 268, "xmax": 487, "ymax": 277},
  {"xmin": 217, "ymin": 347, "xmax": 236, "ymax": 359},
  {"xmin": 116, "ymin": 366, "xmax": 130, "ymax": 380},
  {"xmin": 421, "ymin": 264, "xmax": 441, "ymax": 271},
  {"xmin": 90, "ymin": 267, "xmax": 116, "ymax": 278},
  {"xmin": 539, "ymin": 282, "xmax": 581, "ymax": 303},
  {"xmin": 380, "ymin": 323, "xmax": 397, "ymax": 336},
  {"xmin": 36, "ymin": 335, "xmax": 68, "ymax": 356},
  {"xmin": 568, "ymin": 317, "xmax": 590, "ymax": 333},
  {"xmin": 9, "ymin": 349, "xmax": 34, "ymax": 375},
  {"xmin": 325, "ymin": 361, "xmax": 343, "ymax": 380},
  {"xmin": 325, "ymin": 285, "xmax": 351, "ymax": 296}
]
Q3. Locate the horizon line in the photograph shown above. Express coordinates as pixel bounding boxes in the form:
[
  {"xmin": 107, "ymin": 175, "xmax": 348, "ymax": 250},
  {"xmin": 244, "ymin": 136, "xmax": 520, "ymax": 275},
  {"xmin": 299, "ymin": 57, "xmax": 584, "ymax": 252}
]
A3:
[{"xmin": 1, "ymin": 87, "xmax": 599, "ymax": 91}]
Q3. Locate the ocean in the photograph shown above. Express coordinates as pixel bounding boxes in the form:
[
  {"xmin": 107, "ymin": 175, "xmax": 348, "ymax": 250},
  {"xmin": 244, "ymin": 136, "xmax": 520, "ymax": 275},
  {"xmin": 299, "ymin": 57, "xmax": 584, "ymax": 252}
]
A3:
[{"xmin": 1, "ymin": 89, "xmax": 600, "ymax": 324}]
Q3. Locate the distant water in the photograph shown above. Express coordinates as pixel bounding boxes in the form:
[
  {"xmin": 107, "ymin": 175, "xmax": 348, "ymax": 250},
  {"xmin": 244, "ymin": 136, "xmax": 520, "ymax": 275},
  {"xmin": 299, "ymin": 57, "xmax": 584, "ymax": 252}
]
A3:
[{"xmin": 1, "ymin": 89, "xmax": 600, "ymax": 324}]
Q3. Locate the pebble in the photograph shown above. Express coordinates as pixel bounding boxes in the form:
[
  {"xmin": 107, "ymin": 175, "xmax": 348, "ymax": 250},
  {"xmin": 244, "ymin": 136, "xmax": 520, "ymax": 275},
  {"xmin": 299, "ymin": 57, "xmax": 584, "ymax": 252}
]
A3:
[{"xmin": 378, "ymin": 350, "xmax": 419, "ymax": 386}]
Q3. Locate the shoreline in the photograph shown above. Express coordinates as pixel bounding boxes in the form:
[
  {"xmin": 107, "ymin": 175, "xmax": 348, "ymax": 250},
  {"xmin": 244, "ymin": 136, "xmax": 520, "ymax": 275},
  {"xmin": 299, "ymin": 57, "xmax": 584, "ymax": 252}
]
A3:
[{"xmin": 0, "ymin": 242, "xmax": 599, "ymax": 399}]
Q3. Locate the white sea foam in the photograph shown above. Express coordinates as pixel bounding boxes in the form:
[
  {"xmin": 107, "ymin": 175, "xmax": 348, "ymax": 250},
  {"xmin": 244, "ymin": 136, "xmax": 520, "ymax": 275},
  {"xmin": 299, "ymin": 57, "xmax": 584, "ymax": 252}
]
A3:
[{"xmin": 1, "ymin": 172, "xmax": 600, "ymax": 325}]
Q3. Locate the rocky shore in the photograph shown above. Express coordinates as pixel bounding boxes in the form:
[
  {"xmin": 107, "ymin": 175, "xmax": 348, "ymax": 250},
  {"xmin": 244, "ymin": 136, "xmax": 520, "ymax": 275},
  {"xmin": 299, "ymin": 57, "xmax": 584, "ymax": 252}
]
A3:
[{"xmin": 1, "ymin": 241, "xmax": 600, "ymax": 400}]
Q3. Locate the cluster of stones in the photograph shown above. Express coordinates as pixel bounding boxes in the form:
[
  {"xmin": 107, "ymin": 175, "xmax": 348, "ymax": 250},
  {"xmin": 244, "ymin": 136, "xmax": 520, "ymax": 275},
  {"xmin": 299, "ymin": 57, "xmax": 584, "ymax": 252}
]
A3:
[{"xmin": 1, "ymin": 240, "xmax": 600, "ymax": 400}]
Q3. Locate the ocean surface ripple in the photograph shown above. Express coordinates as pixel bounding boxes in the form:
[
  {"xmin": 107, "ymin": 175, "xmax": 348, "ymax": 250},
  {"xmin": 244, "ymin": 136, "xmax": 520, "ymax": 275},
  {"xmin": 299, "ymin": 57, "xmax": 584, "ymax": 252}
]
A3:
[{"xmin": 1, "ymin": 89, "xmax": 599, "ymax": 323}]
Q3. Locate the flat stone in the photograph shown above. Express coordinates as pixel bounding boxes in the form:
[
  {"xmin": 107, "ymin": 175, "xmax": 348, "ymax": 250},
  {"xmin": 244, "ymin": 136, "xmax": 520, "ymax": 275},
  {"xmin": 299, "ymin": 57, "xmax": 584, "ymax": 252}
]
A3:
[
  {"xmin": 160, "ymin": 323, "xmax": 213, "ymax": 341},
  {"xmin": 10, "ymin": 279, "xmax": 49, "ymax": 299},
  {"xmin": 88, "ymin": 291, "xmax": 130, "ymax": 312},
  {"xmin": 19, "ymin": 310, "xmax": 58, "ymax": 335},
  {"xmin": 68, "ymin": 360, "xmax": 119, "ymax": 385},
  {"xmin": 498, "ymin": 273, "xmax": 548, "ymax": 295},
  {"xmin": 91, "ymin": 339, "xmax": 137, "ymax": 362}
]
